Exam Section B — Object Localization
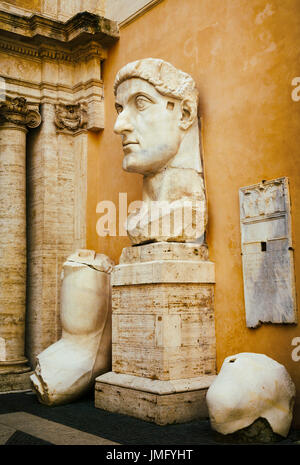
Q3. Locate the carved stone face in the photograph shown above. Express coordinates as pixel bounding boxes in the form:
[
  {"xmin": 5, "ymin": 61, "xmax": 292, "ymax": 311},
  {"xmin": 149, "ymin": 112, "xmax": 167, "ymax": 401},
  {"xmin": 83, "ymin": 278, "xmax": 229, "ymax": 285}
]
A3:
[{"xmin": 114, "ymin": 78, "xmax": 184, "ymax": 175}]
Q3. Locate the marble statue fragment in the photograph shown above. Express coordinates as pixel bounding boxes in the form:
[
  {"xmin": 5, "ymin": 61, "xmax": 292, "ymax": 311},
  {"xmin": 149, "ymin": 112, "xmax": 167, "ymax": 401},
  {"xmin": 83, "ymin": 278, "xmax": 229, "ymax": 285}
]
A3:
[
  {"xmin": 206, "ymin": 352, "xmax": 295, "ymax": 439},
  {"xmin": 113, "ymin": 58, "xmax": 207, "ymax": 245},
  {"xmin": 239, "ymin": 177, "xmax": 297, "ymax": 327},
  {"xmin": 30, "ymin": 249, "xmax": 114, "ymax": 406},
  {"xmin": 95, "ymin": 60, "xmax": 216, "ymax": 426}
]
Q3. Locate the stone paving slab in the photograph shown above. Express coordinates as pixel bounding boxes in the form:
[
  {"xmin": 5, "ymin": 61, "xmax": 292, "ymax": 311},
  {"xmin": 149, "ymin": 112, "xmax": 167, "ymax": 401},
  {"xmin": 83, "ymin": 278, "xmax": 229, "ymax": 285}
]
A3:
[
  {"xmin": 0, "ymin": 422, "xmax": 16, "ymax": 445},
  {"xmin": 0, "ymin": 391, "xmax": 299, "ymax": 446},
  {"xmin": 0, "ymin": 412, "xmax": 119, "ymax": 445}
]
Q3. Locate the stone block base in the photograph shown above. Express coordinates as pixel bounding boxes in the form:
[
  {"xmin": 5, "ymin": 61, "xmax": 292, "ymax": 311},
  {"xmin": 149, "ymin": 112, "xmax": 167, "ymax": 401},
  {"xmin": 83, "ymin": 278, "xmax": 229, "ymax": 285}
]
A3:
[
  {"xmin": 95, "ymin": 372, "xmax": 216, "ymax": 425},
  {"xmin": 0, "ymin": 369, "xmax": 33, "ymax": 393}
]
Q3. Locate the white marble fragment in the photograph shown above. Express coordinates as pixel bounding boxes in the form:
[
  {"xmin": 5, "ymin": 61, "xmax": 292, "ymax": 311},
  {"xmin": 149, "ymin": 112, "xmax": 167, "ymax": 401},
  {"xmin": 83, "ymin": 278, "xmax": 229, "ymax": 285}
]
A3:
[
  {"xmin": 239, "ymin": 178, "xmax": 297, "ymax": 327},
  {"xmin": 30, "ymin": 249, "xmax": 114, "ymax": 406},
  {"xmin": 206, "ymin": 352, "xmax": 295, "ymax": 437}
]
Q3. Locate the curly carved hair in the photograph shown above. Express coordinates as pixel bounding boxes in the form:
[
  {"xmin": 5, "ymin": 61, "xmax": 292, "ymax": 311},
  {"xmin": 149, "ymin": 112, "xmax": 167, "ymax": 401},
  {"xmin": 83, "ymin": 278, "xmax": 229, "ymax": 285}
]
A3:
[{"xmin": 113, "ymin": 58, "xmax": 199, "ymax": 105}]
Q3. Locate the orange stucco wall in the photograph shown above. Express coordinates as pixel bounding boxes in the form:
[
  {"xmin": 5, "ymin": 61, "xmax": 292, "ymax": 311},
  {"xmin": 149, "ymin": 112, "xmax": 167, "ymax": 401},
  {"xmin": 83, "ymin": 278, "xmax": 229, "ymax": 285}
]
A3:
[{"xmin": 87, "ymin": 0, "xmax": 300, "ymax": 426}]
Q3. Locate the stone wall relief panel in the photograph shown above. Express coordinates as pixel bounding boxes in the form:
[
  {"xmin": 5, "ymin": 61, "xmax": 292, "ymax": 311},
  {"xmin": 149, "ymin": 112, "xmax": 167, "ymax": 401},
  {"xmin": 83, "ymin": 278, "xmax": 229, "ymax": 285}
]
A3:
[{"xmin": 239, "ymin": 177, "xmax": 297, "ymax": 328}]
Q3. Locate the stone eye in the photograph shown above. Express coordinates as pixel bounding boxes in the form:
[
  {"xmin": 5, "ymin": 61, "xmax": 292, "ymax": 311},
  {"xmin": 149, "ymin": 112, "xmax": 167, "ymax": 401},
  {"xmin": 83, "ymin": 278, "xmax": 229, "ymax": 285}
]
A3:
[
  {"xmin": 115, "ymin": 104, "xmax": 123, "ymax": 114},
  {"xmin": 135, "ymin": 95, "xmax": 151, "ymax": 110}
]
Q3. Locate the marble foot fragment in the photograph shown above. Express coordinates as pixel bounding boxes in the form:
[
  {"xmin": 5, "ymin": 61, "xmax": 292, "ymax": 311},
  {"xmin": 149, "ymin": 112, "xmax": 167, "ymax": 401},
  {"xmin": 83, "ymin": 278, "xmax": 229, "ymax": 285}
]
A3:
[{"xmin": 30, "ymin": 249, "xmax": 114, "ymax": 405}]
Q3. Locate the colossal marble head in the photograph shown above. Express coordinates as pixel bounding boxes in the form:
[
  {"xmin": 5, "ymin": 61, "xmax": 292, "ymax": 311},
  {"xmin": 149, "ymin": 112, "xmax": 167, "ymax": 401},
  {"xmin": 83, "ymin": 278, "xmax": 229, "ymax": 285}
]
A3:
[{"xmin": 113, "ymin": 58, "xmax": 199, "ymax": 175}]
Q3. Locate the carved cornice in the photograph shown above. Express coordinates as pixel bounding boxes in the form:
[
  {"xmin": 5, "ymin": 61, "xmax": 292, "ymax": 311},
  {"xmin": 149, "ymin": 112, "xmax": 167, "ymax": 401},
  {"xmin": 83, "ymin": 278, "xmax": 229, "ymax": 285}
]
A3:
[
  {"xmin": 0, "ymin": 38, "xmax": 108, "ymax": 63},
  {"xmin": 0, "ymin": 11, "xmax": 119, "ymax": 48},
  {"xmin": 0, "ymin": 96, "xmax": 41, "ymax": 128},
  {"xmin": 1, "ymin": 76, "xmax": 104, "ymax": 96},
  {"xmin": 54, "ymin": 102, "xmax": 87, "ymax": 132}
]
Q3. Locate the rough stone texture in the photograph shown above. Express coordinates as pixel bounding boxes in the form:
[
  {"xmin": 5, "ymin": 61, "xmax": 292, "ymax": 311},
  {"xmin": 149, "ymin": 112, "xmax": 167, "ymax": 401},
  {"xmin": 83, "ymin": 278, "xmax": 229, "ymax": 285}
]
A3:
[
  {"xmin": 111, "ymin": 247, "xmax": 216, "ymax": 382},
  {"xmin": 96, "ymin": 371, "xmax": 216, "ymax": 394},
  {"xmin": 239, "ymin": 177, "xmax": 297, "ymax": 327},
  {"xmin": 0, "ymin": 10, "xmax": 118, "ymax": 46},
  {"xmin": 0, "ymin": 98, "xmax": 41, "ymax": 386},
  {"xmin": 206, "ymin": 352, "xmax": 296, "ymax": 438},
  {"xmin": 112, "ymin": 282, "xmax": 215, "ymax": 380},
  {"xmin": 0, "ymin": 8, "xmax": 119, "ymax": 373},
  {"xmin": 95, "ymin": 373, "xmax": 214, "ymax": 425},
  {"xmin": 212, "ymin": 417, "xmax": 283, "ymax": 444},
  {"xmin": 30, "ymin": 250, "xmax": 114, "ymax": 406},
  {"xmin": 119, "ymin": 241, "xmax": 209, "ymax": 263},
  {"xmin": 0, "ymin": 1, "xmax": 106, "ymax": 22},
  {"xmin": 0, "ymin": 371, "xmax": 32, "ymax": 392},
  {"xmin": 25, "ymin": 105, "xmax": 91, "ymax": 365},
  {"xmin": 96, "ymin": 241, "xmax": 216, "ymax": 424},
  {"xmin": 0, "ymin": 125, "xmax": 27, "ymax": 368},
  {"xmin": 112, "ymin": 260, "xmax": 215, "ymax": 286}
]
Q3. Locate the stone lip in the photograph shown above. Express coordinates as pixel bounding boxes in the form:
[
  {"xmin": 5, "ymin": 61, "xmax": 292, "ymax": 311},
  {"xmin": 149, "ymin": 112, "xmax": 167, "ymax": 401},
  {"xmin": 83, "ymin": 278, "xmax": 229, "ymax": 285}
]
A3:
[
  {"xmin": 119, "ymin": 241, "xmax": 209, "ymax": 264},
  {"xmin": 112, "ymin": 260, "xmax": 215, "ymax": 285},
  {"xmin": 95, "ymin": 371, "xmax": 217, "ymax": 395},
  {"xmin": 0, "ymin": 10, "xmax": 119, "ymax": 48}
]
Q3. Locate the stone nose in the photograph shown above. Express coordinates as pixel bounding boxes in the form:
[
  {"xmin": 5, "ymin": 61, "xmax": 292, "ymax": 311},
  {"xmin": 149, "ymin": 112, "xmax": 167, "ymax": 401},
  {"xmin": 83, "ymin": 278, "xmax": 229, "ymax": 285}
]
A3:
[{"xmin": 113, "ymin": 107, "xmax": 134, "ymax": 135}]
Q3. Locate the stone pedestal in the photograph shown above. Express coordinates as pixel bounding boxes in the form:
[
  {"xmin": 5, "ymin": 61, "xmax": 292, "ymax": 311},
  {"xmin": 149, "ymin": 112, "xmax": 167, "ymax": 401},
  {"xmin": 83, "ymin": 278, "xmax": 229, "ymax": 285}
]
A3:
[{"xmin": 95, "ymin": 242, "xmax": 216, "ymax": 425}]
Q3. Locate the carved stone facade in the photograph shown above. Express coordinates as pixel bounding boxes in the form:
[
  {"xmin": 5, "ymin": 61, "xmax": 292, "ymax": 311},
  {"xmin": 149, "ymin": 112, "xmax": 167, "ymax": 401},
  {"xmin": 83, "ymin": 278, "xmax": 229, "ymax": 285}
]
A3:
[{"xmin": 0, "ymin": 7, "xmax": 119, "ymax": 388}]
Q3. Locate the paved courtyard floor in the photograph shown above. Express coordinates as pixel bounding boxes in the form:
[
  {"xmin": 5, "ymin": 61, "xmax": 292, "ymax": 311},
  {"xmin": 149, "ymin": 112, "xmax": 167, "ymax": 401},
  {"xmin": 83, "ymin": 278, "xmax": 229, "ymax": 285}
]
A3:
[{"xmin": 0, "ymin": 390, "xmax": 299, "ymax": 447}]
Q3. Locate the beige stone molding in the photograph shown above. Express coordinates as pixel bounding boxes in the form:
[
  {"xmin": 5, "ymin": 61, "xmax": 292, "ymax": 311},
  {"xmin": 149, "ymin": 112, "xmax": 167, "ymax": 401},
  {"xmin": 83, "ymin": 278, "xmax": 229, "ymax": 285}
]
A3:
[
  {"xmin": 96, "ymin": 371, "xmax": 216, "ymax": 395},
  {"xmin": 0, "ymin": 11, "xmax": 118, "ymax": 46},
  {"xmin": 0, "ymin": 1, "xmax": 106, "ymax": 22},
  {"xmin": 0, "ymin": 37, "xmax": 108, "ymax": 64},
  {"xmin": 112, "ymin": 260, "xmax": 216, "ymax": 286},
  {"xmin": 1, "ymin": 76, "xmax": 104, "ymax": 130},
  {"xmin": 0, "ymin": 96, "xmax": 41, "ymax": 128},
  {"xmin": 54, "ymin": 102, "xmax": 87, "ymax": 133},
  {"xmin": 0, "ymin": 10, "xmax": 119, "ymax": 131}
]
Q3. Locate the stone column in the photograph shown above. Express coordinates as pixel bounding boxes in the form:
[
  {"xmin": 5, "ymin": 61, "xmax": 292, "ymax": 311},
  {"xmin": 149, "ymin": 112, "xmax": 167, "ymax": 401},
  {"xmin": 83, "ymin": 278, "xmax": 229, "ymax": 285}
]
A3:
[
  {"xmin": 0, "ymin": 96, "xmax": 41, "ymax": 391},
  {"xmin": 26, "ymin": 102, "xmax": 88, "ymax": 366}
]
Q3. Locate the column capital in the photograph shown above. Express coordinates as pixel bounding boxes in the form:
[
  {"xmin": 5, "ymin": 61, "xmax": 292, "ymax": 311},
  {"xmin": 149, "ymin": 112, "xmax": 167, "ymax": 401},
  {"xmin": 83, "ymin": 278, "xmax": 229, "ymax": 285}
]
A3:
[{"xmin": 0, "ymin": 96, "xmax": 41, "ymax": 129}]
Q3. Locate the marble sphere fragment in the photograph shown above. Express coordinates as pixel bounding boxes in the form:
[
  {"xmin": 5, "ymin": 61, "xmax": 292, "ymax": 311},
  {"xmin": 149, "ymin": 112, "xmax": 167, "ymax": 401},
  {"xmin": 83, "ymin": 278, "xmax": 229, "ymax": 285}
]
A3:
[{"xmin": 206, "ymin": 352, "xmax": 295, "ymax": 438}]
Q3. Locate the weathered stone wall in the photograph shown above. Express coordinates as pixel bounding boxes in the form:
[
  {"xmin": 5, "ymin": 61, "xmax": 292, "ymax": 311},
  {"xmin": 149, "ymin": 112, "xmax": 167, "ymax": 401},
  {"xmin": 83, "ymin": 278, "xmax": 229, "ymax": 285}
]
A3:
[
  {"xmin": 0, "ymin": 0, "xmax": 106, "ymax": 20},
  {"xmin": 0, "ymin": 9, "xmax": 118, "ymax": 370}
]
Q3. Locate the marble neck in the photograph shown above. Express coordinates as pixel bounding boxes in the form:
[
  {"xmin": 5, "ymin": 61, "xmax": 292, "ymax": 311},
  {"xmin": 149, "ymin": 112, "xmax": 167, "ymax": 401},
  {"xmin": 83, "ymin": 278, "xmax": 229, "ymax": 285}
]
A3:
[{"xmin": 143, "ymin": 122, "xmax": 203, "ymax": 202}]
